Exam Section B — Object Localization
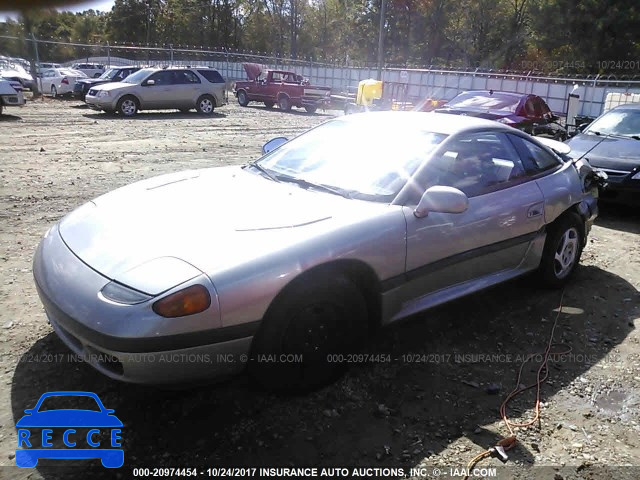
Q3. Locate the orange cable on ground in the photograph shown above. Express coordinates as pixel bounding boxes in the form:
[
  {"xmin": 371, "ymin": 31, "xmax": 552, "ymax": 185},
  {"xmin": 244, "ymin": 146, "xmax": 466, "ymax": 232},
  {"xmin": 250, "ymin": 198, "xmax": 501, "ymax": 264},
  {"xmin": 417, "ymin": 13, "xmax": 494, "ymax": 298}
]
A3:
[{"xmin": 461, "ymin": 290, "xmax": 571, "ymax": 480}]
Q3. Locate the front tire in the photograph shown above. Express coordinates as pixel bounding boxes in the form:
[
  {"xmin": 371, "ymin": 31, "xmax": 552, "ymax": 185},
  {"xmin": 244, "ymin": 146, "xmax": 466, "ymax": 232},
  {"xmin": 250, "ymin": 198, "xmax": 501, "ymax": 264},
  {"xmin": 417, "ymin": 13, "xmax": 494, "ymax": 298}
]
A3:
[
  {"xmin": 538, "ymin": 212, "xmax": 584, "ymax": 288},
  {"xmin": 196, "ymin": 95, "xmax": 215, "ymax": 115},
  {"xmin": 117, "ymin": 96, "xmax": 138, "ymax": 117},
  {"xmin": 237, "ymin": 90, "xmax": 249, "ymax": 107},
  {"xmin": 249, "ymin": 273, "xmax": 368, "ymax": 392}
]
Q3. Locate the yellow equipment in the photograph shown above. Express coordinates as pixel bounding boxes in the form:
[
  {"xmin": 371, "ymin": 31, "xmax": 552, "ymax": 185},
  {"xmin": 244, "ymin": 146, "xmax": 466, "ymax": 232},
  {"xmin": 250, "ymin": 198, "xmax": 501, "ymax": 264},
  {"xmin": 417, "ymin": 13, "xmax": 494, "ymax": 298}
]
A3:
[{"xmin": 356, "ymin": 79, "xmax": 383, "ymax": 107}]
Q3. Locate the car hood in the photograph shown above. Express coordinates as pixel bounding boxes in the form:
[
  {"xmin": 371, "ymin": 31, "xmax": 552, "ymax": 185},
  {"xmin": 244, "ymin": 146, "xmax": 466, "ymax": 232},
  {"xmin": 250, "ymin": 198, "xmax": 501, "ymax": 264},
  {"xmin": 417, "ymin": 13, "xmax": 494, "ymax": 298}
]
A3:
[
  {"xmin": 0, "ymin": 68, "xmax": 32, "ymax": 81},
  {"xmin": 435, "ymin": 106, "xmax": 517, "ymax": 121},
  {"xmin": 0, "ymin": 80, "xmax": 18, "ymax": 95},
  {"xmin": 566, "ymin": 133, "xmax": 640, "ymax": 170},
  {"xmin": 91, "ymin": 81, "xmax": 132, "ymax": 92},
  {"xmin": 78, "ymin": 77, "xmax": 108, "ymax": 85},
  {"xmin": 243, "ymin": 63, "xmax": 267, "ymax": 81},
  {"xmin": 59, "ymin": 166, "xmax": 365, "ymax": 285}
]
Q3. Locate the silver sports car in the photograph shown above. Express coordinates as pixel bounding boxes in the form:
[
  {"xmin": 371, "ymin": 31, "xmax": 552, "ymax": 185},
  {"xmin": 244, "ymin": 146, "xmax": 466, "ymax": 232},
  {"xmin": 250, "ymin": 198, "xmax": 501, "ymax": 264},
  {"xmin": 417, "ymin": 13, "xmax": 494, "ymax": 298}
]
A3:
[{"xmin": 33, "ymin": 112, "xmax": 601, "ymax": 390}]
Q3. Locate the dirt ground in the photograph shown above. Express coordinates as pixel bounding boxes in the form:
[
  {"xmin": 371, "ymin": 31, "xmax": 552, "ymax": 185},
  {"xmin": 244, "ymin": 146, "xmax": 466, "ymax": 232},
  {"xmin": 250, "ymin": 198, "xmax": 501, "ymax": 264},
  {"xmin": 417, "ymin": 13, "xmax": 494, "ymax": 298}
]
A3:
[{"xmin": 0, "ymin": 97, "xmax": 639, "ymax": 480}]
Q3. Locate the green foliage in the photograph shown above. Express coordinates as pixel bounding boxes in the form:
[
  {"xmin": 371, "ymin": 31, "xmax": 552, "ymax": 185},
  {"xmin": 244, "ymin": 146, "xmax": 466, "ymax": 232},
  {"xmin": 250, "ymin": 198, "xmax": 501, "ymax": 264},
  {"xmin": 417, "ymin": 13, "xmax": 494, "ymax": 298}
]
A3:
[{"xmin": 0, "ymin": 0, "xmax": 639, "ymax": 72}]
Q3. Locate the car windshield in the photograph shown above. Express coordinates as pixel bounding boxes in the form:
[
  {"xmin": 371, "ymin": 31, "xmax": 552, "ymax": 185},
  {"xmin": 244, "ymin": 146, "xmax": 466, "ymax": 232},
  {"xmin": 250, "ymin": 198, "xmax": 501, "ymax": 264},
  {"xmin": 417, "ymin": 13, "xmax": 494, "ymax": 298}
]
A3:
[
  {"xmin": 99, "ymin": 68, "xmax": 117, "ymax": 79},
  {"xmin": 256, "ymin": 117, "xmax": 447, "ymax": 201},
  {"xmin": 122, "ymin": 68, "xmax": 153, "ymax": 84},
  {"xmin": 37, "ymin": 395, "xmax": 101, "ymax": 412},
  {"xmin": 447, "ymin": 92, "xmax": 520, "ymax": 112},
  {"xmin": 586, "ymin": 109, "xmax": 640, "ymax": 137}
]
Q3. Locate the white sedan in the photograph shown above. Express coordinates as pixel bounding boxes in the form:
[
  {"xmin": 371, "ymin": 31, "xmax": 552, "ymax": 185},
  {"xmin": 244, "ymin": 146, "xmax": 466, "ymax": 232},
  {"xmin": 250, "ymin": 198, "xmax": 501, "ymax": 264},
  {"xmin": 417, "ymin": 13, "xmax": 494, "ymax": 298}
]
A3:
[{"xmin": 39, "ymin": 68, "xmax": 87, "ymax": 97}]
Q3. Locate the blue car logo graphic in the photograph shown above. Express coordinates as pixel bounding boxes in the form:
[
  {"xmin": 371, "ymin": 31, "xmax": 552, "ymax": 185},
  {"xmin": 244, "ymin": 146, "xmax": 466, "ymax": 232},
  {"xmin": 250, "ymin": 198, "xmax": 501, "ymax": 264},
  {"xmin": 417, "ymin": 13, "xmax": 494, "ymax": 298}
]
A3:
[{"xmin": 15, "ymin": 391, "xmax": 123, "ymax": 468}]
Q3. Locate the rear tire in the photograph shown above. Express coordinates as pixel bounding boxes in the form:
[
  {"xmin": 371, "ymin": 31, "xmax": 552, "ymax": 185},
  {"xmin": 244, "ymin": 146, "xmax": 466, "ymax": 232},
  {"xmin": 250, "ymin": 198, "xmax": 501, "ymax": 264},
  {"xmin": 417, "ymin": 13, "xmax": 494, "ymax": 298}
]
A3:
[
  {"xmin": 537, "ymin": 212, "xmax": 584, "ymax": 288},
  {"xmin": 117, "ymin": 96, "xmax": 138, "ymax": 117},
  {"xmin": 51, "ymin": 85, "xmax": 57, "ymax": 98},
  {"xmin": 237, "ymin": 90, "xmax": 249, "ymax": 107},
  {"xmin": 249, "ymin": 272, "xmax": 368, "ymax": 392},
  {"xmin": 278, "ymin": 95, "xmax": 292, "ymax": 112},
  {"xmin": 196, "ymin": 95, "xmax": 215, "ymax": 115},
  {"xmin": 304, "ymin": 105, "xmax": 317, "ymax": 114}
]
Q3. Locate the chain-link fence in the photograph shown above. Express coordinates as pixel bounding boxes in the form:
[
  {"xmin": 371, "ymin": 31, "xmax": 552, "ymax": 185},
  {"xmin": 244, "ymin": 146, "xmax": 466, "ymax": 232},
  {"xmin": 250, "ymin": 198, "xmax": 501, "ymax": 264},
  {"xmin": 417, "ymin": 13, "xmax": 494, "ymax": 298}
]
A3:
[{"xmin": 3, "ymin": 35, "xmax": 640, "ymax": 117}]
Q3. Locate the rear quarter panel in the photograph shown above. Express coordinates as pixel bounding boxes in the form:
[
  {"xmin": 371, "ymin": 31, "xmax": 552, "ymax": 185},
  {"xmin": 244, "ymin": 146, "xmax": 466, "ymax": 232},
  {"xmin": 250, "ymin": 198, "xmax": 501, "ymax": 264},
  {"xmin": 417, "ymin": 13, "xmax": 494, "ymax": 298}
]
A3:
[{"xmin": 535, "ymin": 162, "xmax": 584, "ymax": 223}]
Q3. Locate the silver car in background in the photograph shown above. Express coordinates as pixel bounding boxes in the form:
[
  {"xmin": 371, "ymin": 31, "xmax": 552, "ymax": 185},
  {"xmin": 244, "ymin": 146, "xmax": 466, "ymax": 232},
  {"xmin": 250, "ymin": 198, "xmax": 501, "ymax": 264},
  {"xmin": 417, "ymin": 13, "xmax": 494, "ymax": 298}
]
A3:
[
  {"xmin": 33, "ymin": 112, "xmax": 600, "ymax": 391},
  {"xmin": 85, "ymin": 66, "xmax": 227, "ymax": 116}
]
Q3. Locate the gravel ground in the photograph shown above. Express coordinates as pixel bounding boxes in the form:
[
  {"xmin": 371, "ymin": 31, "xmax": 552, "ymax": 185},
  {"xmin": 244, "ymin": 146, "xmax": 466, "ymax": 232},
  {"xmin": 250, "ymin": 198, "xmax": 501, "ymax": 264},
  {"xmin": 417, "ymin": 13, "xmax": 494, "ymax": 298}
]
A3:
[{"xmin": 0, "ymin": 97, "xmax": 639, "ymax": 480}]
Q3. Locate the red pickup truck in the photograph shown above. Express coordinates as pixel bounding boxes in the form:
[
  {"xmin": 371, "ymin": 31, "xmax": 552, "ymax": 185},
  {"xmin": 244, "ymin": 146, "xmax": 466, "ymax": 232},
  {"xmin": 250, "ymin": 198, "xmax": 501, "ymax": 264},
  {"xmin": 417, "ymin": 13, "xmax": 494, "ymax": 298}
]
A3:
[{"xmin": 234, "ymin": 63, "xmax": 331, "ymax": 114}]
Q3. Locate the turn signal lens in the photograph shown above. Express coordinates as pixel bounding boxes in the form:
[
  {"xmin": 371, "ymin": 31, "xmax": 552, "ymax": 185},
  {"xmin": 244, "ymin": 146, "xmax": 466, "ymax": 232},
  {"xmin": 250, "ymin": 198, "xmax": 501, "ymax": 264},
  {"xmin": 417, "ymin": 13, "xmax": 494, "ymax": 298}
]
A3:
[{"xmin": 152, "ymin": 285, "xmax": 211, "ymax": 318}]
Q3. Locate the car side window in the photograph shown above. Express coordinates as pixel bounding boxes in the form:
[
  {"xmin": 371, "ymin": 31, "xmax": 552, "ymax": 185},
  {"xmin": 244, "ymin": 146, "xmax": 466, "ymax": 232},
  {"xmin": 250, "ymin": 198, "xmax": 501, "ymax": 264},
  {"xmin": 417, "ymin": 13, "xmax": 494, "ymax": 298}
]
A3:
[
  {"xmin": 147, "ymin": 71, "xmax": 171, "ymax": 85},
  {"xmin": 508, "ymin": 134, "xmax": 561, "ymax": 173},
  {"xmin": 197, "ymin": 69, "xmax": 225, "ymax": 83},
  {"xmin": 425, "ymin": 132, "xmax": 527, "ymax": 198},
  {"xmin": 170, "ymin": 70, "xmax": 200, "ymax": 84}
]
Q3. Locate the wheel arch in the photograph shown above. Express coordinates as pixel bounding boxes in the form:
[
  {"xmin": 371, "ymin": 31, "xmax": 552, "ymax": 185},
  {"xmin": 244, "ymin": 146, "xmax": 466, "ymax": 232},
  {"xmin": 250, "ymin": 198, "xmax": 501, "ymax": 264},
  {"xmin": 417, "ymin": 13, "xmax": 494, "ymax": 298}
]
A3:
[
  {"xmin": 117, "ymin": 93, "xmax": 141, "ymax": 109},
  {"xmin": 257, "ymin": 259, "xmax": 383, "ymax": 336},
  {"xmin": 560, "ymin": 202, "xmax": 590, "ymax": 243},
  {"xmin": 197, "ymin": 93, "xmax": 217, "ymax": 107}
]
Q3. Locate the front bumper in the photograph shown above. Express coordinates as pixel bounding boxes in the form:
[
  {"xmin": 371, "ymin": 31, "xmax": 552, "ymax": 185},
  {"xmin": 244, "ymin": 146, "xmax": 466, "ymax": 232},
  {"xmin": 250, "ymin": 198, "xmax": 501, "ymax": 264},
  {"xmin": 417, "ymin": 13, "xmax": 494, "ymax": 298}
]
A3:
[
  {"xmin": 597, "ymin": 169, "xmax": 640, "ymax": 204},
  {"xmin": 33, "ymin": 226, "xmax": 255, "ymax": 384},
  {"xmin": 85, "ymin": 94, "xmax": 115, "ymax": 110},
  {"xmin": 1, "ymin": 92, "xmax": 26, "ymax": 106}
]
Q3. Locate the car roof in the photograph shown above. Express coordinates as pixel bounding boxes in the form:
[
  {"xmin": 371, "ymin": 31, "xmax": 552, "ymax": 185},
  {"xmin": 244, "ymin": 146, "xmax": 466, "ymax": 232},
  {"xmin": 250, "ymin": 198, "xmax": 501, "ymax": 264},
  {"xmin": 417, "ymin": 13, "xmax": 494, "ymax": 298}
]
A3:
[{"xmin": 337, "ymin": 111, "xmax": 513, "ymax": 135}]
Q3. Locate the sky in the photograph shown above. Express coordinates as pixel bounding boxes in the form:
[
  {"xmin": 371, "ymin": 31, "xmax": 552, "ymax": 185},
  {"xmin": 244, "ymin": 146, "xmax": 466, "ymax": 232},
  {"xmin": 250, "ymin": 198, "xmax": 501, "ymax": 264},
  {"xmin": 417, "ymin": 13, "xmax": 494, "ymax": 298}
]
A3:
[{"xmin": 1, "ymin": 0, "xmax": 116, "ymax": 21}]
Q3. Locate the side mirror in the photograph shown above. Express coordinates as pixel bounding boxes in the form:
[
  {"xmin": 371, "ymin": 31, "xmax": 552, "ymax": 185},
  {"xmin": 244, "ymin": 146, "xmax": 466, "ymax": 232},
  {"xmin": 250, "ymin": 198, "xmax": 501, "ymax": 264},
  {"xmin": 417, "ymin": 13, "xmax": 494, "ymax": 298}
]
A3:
[
  {"xmin": 577, "ymin": 122, "xmax": 589, "ymax": 133},
  {"xmin": 24, "ymin": 408, "xmax": 34, "ymax": 414},
  {"xmin": 414, "ymin": 186, "xmax": 469, "ymax": 218},
  {"xmin": 262, "ymin": 137, "xmax": 288, "ymax": 155},
  {"xmin": 144, "ymin": 79, "xmax": 155, "ymax": 86}
]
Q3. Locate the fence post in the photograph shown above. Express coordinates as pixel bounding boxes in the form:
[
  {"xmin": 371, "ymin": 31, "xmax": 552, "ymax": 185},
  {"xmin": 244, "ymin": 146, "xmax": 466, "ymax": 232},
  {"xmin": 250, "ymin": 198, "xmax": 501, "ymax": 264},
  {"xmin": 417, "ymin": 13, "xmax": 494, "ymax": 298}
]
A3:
[
  {"xmin": 30, "ymin": 33, "xmax": 41, "ymax": 96},
  {"xmin": 106, "ymin": 41, "xmax": 110, "ymax": 67},
  {"xmin": 170, "ymin": 44, "xmax": 174, "ymax": 65}
]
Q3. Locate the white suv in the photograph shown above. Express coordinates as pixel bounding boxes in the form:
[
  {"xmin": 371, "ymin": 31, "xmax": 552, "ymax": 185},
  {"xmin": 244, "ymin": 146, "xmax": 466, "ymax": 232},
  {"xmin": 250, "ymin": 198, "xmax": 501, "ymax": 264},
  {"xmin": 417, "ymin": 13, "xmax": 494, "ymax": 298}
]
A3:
[{"xmin": 85, "ymin": 67, "xmax": 228, "ymax": 116}]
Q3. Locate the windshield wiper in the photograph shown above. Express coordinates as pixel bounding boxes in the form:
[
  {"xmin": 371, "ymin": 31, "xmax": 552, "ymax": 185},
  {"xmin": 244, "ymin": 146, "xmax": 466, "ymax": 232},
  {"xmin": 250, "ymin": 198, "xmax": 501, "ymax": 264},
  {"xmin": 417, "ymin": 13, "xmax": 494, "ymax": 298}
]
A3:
[
  {"xmin": 590, "ymin": 130, "xmax": 640, "ymax": 140},
  {"xmin": 246, "ymin": 162, "xmax": 278, "ymax": 182},
  {"xmin": 275, "ymin": 174, "xmax": 352, "ymax": 198}
]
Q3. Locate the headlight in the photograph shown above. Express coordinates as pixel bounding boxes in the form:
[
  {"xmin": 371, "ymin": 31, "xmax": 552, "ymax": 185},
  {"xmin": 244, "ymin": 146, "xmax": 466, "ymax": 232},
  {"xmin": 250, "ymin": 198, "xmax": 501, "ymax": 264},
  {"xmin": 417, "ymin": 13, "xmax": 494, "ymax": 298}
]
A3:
[
  {"xmin": 100, "ymin": 281, "xmax": 152, "ymax": 305},
  {"xmin": 152, "ymin": 285, "xmax": 211, "ymax": 318},
  {"xmin": 496, "ymin": 117, "xmax": 515, "ymax": 125},
  {"xmin": 97, "ymin": 90, "xmax": 111, "ymax": 97},
  {"xmin": 632, "ymin": 170, "xmax": 640, "ymax": 180}
]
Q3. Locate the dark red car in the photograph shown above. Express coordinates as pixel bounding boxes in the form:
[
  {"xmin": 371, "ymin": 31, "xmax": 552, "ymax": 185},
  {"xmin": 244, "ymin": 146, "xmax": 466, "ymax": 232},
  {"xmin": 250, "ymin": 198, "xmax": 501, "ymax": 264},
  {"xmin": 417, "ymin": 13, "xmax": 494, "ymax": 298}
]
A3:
[{"xmin": 436, "ymin": 90, "xmax": 567, "ymax": 140}]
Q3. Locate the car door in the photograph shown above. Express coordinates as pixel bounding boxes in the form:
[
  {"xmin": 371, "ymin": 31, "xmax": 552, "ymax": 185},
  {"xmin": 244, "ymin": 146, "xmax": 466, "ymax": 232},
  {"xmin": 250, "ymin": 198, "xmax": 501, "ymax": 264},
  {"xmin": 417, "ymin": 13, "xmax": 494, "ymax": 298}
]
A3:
[
  {"xmin": 40, "ymin": 70, "xmax": 54, "ymax": 92},
  {"xmin": 400, "ymin": 130, "xmax": 545, "ymax": 310},
  {"xmin": 138, "ymin": 71, "xmax": 173, "ymax": 109},
  {"xmin": 170, "ymin": 70, "xmax": 201, "ymax": 107}
]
